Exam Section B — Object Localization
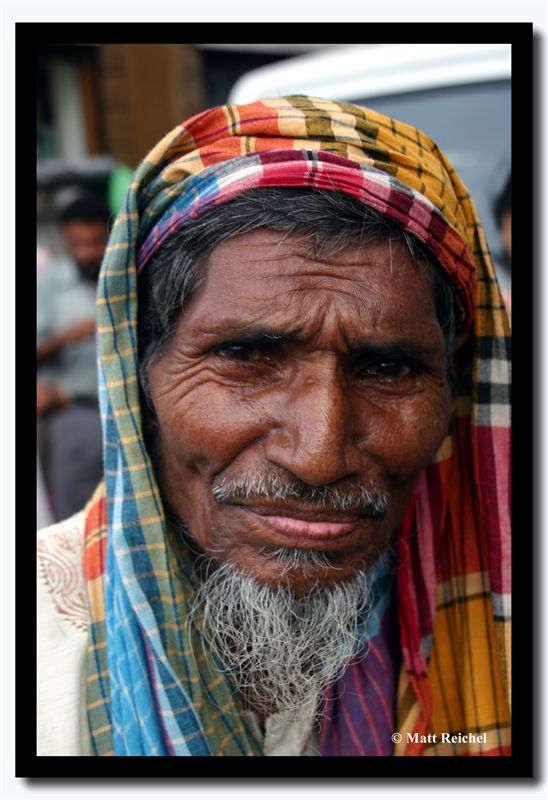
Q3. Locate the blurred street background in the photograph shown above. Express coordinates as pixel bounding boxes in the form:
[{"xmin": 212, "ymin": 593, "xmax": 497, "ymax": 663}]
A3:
[
  {"xmin": 36, "ymin": 43, "xmax": 512, "ymax": 528},
  {"xmin": 37, "ymin": 44, "xmax": 317, "ymax": 262}
]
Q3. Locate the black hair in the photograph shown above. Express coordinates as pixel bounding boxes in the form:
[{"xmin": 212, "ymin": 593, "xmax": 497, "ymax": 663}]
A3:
[{"xmin": 59, "ymin": 193, "xmax": 111, "ymax": 226}]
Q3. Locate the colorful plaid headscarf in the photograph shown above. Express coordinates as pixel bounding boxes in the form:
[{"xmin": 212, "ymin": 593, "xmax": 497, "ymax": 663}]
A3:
[{"xmin": 83, "ymin": 96, "xmax": 511, "ymax": 756}]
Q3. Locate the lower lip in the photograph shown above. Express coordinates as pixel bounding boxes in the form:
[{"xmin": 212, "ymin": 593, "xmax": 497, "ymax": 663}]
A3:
[{"xmin": 253, "ymin": 513, "xmax": 357, "ymax": 541}]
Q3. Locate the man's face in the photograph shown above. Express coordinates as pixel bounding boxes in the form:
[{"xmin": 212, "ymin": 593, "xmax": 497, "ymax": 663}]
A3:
[
  {"xmin": 148, "ymin": 229, "xmax": 451, "ymax": 595},
  {"xmin": 63, "ymin": 220, "xmax": 109, "ymax": 281}
]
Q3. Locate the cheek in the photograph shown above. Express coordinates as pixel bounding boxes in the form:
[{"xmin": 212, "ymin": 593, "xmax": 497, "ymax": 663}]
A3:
[
  {"xmin": 153, "ymin": 381, "xmax": 267, "ymax": 476},
  {"xmin": 360, "ymin": 394, "xmax": 450, "ymax": 480}
]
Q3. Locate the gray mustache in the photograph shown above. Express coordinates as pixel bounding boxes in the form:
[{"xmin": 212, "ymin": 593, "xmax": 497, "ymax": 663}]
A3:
[{"xmin": 212, "ymin": 472, "xmax": 391, "ymax": 517}]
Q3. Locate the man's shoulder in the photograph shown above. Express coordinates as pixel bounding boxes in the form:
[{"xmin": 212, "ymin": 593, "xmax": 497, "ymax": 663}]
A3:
[
  {"xmin": 37, "ymin": 511, "xmax": 92, "ymax": 756},
  {"xmin": 37, "ymin": 510, "xmax": 89, "ymax": 633}
]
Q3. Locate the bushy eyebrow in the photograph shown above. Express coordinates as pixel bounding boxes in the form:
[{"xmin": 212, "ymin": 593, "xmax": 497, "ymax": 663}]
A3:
[
  {"xmin": 348, "ymin": 338, "xmax": 443, "ymax": 362},
  {"xmin": 209, "ymin": 324, "xmax": 443, "ymax": 362},
  {"xmin": 199, "ymin": 321, "xmax": 306, "ymax": 345}
]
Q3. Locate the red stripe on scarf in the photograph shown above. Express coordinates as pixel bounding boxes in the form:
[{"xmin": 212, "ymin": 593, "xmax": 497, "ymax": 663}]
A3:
[{"xmin": 83, "ymin": 494, "xmax": 108, "ymax": 581}]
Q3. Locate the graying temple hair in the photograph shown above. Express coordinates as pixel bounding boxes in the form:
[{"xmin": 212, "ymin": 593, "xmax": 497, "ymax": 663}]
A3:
[{"xmin": 137, "ymin": 188, "xmax": 456, "ymax": 407}]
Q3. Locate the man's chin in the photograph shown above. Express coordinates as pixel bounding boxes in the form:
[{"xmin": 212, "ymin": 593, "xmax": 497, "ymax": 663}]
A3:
[
  {"xmin": 217, "ymin": 545, "xmax": 370, "ymax": 597},
  {"xmin": 264, "ymin": 555, "xmax": 359, "ymax": 597}
]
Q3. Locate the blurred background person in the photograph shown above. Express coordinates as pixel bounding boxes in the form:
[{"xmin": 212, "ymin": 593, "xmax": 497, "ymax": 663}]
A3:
[
  {"xmin": 36, "ymin": 243, "xmax": 53, "ymax": 277},
  {"xmin": 37, "ymin": 193, "xmax": 110, "ymax": 521},
  {"xmin": 494, "ymin": 173, "xmax": 511, "ymax": 314}
]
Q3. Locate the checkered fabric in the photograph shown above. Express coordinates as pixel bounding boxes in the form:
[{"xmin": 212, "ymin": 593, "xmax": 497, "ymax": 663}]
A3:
[{"xmin": 83, "ymin": 96, "xmax": 511, "ymax": 756}]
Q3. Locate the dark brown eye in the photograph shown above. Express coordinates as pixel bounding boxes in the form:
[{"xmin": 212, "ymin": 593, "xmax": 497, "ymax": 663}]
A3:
[
  {"xmin": 216, "ymin": 342, "xmax": 267, "ymax": 362},
  {"xmin": 372, "ymin": 362, "xmax": 410, "ymax": 377},
  {"xmin": 357, "ymin": 360, "xmax": 415, "ymax": 381}
]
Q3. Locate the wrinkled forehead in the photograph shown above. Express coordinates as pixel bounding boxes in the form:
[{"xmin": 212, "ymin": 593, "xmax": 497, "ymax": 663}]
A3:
[
  {"xmin": 180, "ymin": 228, "xmax": 440, "ymax": 345},
  {"xmin": 198, "ymin": 226, "xmax": 432, "ymax": 288}
]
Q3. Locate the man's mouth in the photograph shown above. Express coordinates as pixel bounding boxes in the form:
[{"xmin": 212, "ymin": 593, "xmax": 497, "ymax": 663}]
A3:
[{"xmin": 233, "ymin": 502, "xmax": 364, "ymax": 542}]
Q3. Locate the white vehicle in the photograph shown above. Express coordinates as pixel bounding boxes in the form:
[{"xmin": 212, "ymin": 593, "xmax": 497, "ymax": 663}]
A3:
[{"xmin": 229, "ymin": 43, "xmax": 511, "ymax": 289}]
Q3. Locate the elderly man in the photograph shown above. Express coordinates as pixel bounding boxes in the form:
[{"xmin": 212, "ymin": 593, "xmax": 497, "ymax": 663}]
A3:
[
  {"xmin": 37, "ymin": 194, "xmax": 111, "ymax": 520},
  {"xmin": 37, "ymin": 96, "xmax": 511, "ymax": 757}
]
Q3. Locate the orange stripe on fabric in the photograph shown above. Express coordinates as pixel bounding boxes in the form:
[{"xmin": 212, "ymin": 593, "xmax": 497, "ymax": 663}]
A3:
[
  {"xmin": 83, "ymin": 494, "xmax": 107, "ymax": 581},
  {"xmin": 403, "ymin": 673, "xmax": 433, "ymax": 755}
]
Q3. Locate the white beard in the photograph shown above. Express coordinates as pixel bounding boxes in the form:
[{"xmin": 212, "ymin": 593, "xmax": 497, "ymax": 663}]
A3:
[{"xmin": 189, "ymin": 554, "xmax": 374, "ymax": 720}]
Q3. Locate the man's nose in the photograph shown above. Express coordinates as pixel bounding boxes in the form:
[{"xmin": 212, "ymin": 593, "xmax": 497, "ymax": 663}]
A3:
[{"xmin": 263, "ymin": 364, "xmax": 364, "ymax": 486}]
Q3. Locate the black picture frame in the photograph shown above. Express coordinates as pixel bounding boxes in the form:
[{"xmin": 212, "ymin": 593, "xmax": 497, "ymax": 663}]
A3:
[{"xmin": 18, "ymin": 19, "xmax": 534, "ymax": 783}]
